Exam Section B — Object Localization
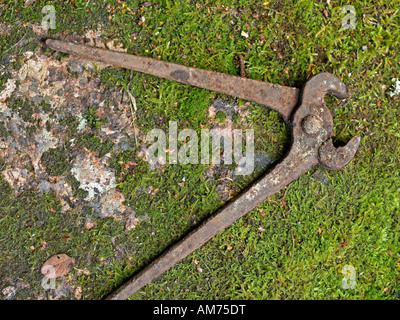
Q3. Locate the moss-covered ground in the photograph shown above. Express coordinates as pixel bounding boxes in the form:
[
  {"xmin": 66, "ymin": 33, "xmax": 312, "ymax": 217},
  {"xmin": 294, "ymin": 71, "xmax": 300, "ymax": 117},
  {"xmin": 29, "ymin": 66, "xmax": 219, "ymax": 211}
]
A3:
[{"xmin": 0, "ymin": 0, "xmax": 399, "ymax": 299}]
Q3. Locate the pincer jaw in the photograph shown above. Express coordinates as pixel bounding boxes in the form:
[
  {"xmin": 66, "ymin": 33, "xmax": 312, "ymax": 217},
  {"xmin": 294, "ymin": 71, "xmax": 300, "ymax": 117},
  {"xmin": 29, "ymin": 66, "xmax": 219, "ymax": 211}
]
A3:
[
  {"xmin": 318, "ymin": 135, "xmax": 361, "ymax": 170},
  {"xmin": 295, "ymin": 72, "xmax": 361, "ymax": 171}
]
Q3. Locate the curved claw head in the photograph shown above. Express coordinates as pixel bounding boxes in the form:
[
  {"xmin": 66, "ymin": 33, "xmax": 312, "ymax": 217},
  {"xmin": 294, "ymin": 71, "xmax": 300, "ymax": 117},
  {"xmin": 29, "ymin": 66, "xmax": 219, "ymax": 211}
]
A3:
[
  {"xmin": 293, "ymin": 73, "xmax": 360, "ymax": 170},
  {"xmin": 318, "ymin": 135, "xmax": 361, "ymax": 170},
  {"xmin": 302, "ymin": 72, "xmax": 350, "ymax": 103}
]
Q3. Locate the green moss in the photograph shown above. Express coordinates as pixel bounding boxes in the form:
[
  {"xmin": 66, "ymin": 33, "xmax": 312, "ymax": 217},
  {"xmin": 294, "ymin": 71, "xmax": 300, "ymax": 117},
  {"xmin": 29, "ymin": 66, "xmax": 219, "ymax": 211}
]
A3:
[
  {"xmin": 39, "ymin": 100, "xmax": 52, "ymax": 113},
  {"xmin": 0, "ymin": 157, "xmax": 6, "ymax": 172},
  {"xmin": 0, "ymin": 72, "xmax": 9, "ymax": 92},
  {"xmin": 65, "ymin": 172, "xmax": 88, "ymax": 200},
  {"xmin": 0, "ymin": 25, "xmax": 38, "ymax": 88},
  {"xmin": 215, "ymin": 110, "xmax": 227, "ymax": 122},
  {"xmin": 75, "ymin": 133, "xmax": 114, "ymax": 158},
  {"xmin": 0, "ymin": 0, "xmax": 399, "ymax": 301},
  {"xmin": 59, "ymin": 115, "xmax": 80, "ymax": 139},
  {"xmin": 6, "ymin": 97, "xmax": 38, "ymax": 123},
  {"xmin": 0, "ymin": 173, "xmax": 12, "ymax": 195},
  {"xmin": 45, "ymin": 120, "xmax": 52, "ymax": 132},
  {"xmin": 83, "ymin": 106, "xmax": 107, "ymax": 130},
  {"xmin": 0, "ymin": 122, "xmax": 9, "ymax": 137},
  {"xmin": 66, "ymin": 66, "xmax": 80, "ymax": 78},
  {"xmin": 41, "ymin": 147, "xmax": 70, "ymax": 176},
  {"xmin": 231, "ymin": 112, "xmax": 241, "ymax": 124}
]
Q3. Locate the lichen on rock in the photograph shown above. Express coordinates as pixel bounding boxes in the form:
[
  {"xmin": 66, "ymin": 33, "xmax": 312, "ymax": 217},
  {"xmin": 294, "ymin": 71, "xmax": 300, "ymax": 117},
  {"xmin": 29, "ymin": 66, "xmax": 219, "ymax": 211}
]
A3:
[{"xmin": 0, "ymin": 27, "xmax": 138, "ymax": 223}]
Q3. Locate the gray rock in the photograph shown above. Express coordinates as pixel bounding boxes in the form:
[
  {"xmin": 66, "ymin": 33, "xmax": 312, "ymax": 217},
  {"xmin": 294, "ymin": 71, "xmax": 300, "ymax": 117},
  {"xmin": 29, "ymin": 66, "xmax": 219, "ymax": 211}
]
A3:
[
  {"xmin": 67, "ymin": 60, "xmax": 83, "ymax": 73},
  {"xmin": 2, "ymin": 286, "xmax": 16, "ymax": 300},
  {"xmin": 38, "ymin": 180, "xmax": 52, "ymax": 193},
  {"xmin": 211, "ymin": 99, "xmax": 236, "ymax": 117}
]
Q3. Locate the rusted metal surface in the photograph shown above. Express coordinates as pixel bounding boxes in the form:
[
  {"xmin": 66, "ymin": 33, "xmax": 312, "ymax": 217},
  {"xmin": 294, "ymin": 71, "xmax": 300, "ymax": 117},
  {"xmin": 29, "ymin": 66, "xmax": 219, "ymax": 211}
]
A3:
[
  {"xmin": 44, "ymin": 40, "xmax": 360, "ymax": 300},
  {"xmin": 45, "ymin": 39, "xmax": 299, "ymax": 123}
]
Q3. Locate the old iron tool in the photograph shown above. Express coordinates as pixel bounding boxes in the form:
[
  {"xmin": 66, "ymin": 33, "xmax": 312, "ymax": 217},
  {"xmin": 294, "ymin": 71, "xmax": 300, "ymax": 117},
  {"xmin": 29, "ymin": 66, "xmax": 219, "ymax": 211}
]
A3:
[{"xmin": 45, "ymin": 39, "xmax": 361, "ymax": 299}]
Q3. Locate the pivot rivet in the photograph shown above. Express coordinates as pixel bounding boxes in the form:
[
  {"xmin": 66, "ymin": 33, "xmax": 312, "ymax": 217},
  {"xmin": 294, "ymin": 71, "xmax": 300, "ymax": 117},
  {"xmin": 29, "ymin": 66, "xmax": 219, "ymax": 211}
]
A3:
[{"xmin": 302, "ymin": 115, "xmax": 322, "ymax": 135}]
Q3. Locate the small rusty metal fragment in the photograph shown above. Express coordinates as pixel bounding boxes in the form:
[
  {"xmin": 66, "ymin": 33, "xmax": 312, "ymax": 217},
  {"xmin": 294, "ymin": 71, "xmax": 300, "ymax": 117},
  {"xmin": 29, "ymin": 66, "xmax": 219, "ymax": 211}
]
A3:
[{"xmin": 237, "ymin": 54, "xmax": 246, "ymax": 77}]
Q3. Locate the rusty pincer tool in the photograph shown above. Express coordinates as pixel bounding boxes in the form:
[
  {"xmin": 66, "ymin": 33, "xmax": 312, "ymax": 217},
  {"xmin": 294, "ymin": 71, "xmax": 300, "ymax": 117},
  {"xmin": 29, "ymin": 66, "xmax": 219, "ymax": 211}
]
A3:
[{"xmin": 45, "ymin": 40, "xmax": 361, "ymax": 299}]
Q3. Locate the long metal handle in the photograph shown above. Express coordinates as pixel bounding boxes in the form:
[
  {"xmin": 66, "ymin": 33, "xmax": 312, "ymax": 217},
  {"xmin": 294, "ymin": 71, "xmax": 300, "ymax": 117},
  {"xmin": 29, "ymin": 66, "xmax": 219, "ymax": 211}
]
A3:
[
  {"xmin": 45, "ymin": 39, "xmax": 300, "ymax": 122},
  {"xmin": 106, "ymin": 150, "xmax": 317, "ymax": 300}
]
